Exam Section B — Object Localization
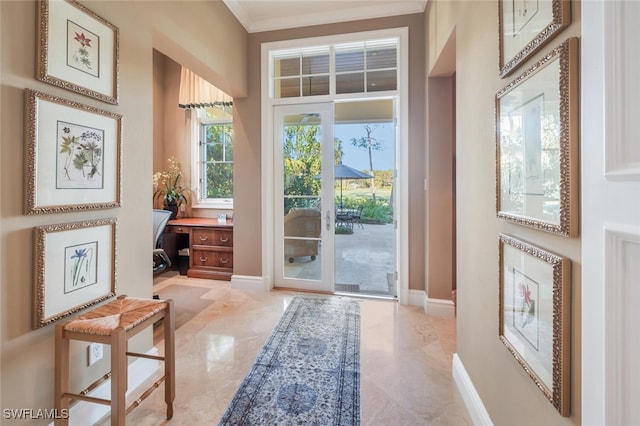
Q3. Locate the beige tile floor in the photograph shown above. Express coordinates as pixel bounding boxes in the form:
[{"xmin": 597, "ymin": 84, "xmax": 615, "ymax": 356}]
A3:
[{"xmin": 114, "ymin": 274, "xmax": 472, "ymax": 425}]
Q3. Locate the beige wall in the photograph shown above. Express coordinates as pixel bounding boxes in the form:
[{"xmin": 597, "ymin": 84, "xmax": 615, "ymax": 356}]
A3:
[
  {"xmin": 0, "ymin": 1, "xmax": 246, "ymax": 419},
  {"xmin": 427, "ymin": 76, "xmax": 455, "ymax": 300},
  {"xmin": 426, "ymin": 0, "xmax": 582, "ymax": 423},
  {"xmin": 153, "ymin": 52, "xmax": 197, "ymax": 214}
]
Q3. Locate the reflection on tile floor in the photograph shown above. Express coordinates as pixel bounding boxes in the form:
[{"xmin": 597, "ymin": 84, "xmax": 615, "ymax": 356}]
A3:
[{"xmin": 108, "ymin": 274, "xmax": 471, "ymax": 425}]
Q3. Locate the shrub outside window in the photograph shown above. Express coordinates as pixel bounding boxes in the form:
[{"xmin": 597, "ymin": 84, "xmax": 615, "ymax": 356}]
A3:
[{"xmin": 196, "ymin": 106, "xmax": 233, "ymax": 207}]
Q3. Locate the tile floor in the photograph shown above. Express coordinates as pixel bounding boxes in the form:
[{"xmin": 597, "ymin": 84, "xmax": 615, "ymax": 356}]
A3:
[{"xmin": 114, "ymin": 274, "xmax": 472, "ymax": 425}]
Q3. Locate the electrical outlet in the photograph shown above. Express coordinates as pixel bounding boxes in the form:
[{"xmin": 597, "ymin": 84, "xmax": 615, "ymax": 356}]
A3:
[{"xmin": 87, "ymin": 343, "xmax": 103, "ymax": 366}]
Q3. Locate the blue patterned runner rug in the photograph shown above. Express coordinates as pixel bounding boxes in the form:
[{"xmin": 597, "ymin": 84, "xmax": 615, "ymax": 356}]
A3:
[{"xmin": 218, "ymin": 295, "xmax": 361, "ymax": 425}]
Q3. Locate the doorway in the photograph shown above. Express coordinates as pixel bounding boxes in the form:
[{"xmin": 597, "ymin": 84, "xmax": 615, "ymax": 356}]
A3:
[
  {"xmin": 261, "ymin": 27, "xmax": 409, "ymax": 301},
  {"xmin": 274, "ymin": 100, "xmax": 398, "ymax": 297},
  {"xmin": 274, "ymin": 103, "xmax": 335, "ymax": 292}
]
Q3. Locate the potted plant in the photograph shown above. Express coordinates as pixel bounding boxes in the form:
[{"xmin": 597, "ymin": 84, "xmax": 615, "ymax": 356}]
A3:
[{"xmin": 153, "ymin": 157, "xmax": 191, "ymax": 219}]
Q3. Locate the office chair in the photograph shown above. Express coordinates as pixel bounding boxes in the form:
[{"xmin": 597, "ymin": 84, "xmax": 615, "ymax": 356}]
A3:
[{"xmin": 153, "ymin": 209, "xmax": 173, "ymax": 274}]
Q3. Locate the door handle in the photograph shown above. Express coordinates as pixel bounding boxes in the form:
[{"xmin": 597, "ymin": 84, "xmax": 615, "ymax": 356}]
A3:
[{"xmin": 326, "ymin": 210, "xmax": 331, "ymax": 230}]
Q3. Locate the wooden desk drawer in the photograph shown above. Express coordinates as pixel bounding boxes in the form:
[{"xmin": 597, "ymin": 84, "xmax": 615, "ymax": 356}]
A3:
[
  {"xmin": 193, "ymin": 228, "xmax": 233, "ymax": 247},
  {"xmin": 167, "ymin": 225, "xmax": 189, "ymax": 234},
  {"xmin": 192, "ymin": 249, "xmax": 233, "ymax": 269}
]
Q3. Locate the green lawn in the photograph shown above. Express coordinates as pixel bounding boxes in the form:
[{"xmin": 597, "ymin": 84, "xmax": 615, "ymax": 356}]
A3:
[{"xmin": 336, "ymin": 187, "xmax": 392, "ymax": 203}]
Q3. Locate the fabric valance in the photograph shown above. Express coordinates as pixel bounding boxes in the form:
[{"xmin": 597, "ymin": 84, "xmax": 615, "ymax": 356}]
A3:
[{"xmin": 178, "ymin": 67, "xmax": 232, "ymax": 109}]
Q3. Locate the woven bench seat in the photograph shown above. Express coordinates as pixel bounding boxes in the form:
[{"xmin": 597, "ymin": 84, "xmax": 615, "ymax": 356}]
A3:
[
  {"xmin": 63, "ymin": 297, "xmax": 168, "ymax": 335},
  {"xmin": 54, "ymin": 295, "xmax": 175, "ymax": 425}
]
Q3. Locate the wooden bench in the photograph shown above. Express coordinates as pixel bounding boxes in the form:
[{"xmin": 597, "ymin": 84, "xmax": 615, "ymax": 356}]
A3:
[{"xmin": 54, "ymin": 295, "xmax": 175, "ymax": 425}]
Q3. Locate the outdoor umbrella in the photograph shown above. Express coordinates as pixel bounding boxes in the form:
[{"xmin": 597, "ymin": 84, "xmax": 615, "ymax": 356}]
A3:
[{"xmin": 316, "ymin": 163, "xmax": 373, "ymax": 209}]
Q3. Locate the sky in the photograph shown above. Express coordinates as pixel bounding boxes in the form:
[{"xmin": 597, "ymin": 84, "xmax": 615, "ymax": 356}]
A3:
[{"xmin": 334, "ymin": 123, "xmax": 395, "ymax": 171}]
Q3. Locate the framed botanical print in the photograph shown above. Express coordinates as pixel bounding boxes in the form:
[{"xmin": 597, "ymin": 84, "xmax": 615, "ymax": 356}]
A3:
[
  {"xmin": 499, "ymin": 234, "xmax": 570, "ymax": 416},
  {"xmin": 499, "ymin": 0, "xmax": 570, "ymax": 77},
  {"xmin": 33, "ymin": 218, "xmax": 117, "ymax": 329},
  {"xmin": 496, "ymin": 38, "xmax": 579, "ymax": 237},
  {"xmin": 24, "ymin": 89, "xmax": 122, "ymax": 214},
  {"xmin": 36, "ymin": 0, "xmax": 120, "ymax": 104}
]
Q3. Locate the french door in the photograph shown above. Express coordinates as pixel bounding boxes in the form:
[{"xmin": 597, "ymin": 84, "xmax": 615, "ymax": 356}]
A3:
[{"xmin": 273, "ymin": 103, "xmax": 335, "ymax": 292}]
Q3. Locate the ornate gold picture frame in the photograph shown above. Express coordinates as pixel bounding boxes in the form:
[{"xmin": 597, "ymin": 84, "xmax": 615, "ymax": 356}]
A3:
[
  {"xmin": 499, "ymin": 234, "xmax": 570, "ymax": 416},
  {"xmin": 496, "ymin": 38, "xmax": 579, "ymax": 237},
  {"xmin": 24, "ymin": 89, "xmax": 122, "ymax": 214},
  {"xmin": 33, "ymin": 218, "xmax": 117, "ymax": 329},
  {"xmin": 499, "ymin": 0, "xmax": 570, "ymax": 77},
  {"xmin": 36, "ymin": 0, "xmax": 120, "ymax": 104}
]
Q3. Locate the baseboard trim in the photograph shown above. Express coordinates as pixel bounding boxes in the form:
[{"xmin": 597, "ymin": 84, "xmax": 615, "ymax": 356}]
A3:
[
  {"xmin": 51, "ymin": 348, "xmax": 160, "ymax": 426},
  {"xmin": 407, "ymin": 291, "xmax": 455, "ymax": 317},
  {"xmin": 408, "ymin": 289, "xmax": 426, "ymax": 308},
  {"xmin": 230, "ymin": 274, "xmax": 265, "ymax": 291},
  {"xmin": 427, "ymin": 298, "xmax": 455, "ymax": 318},
  {"xmin": 452, "ymin": 353, "xmax": 493, "ymax": 426}
]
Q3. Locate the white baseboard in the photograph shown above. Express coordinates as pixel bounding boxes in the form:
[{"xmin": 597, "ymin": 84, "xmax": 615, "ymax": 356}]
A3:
[
  {"xmin": 408, "ymin": 289, "xmax": 426, "ymax": 308},
  {"xmin": 230, "ymin": 274, "xmax": 265, "ymax": 291},
  {"xmin": 407, "ymin": 290, "xmax": 455, "ymax": 318},
  {"xmin": 51, "ymin": 348, "xmax": 160, "ymax": 426},
  {"xmin": 427, "ymin": 298, "xmax": 455, "ymax": 318},
  {"xmin": 452, "ymin": 353, "xmax": 493, "ymax": 426}
]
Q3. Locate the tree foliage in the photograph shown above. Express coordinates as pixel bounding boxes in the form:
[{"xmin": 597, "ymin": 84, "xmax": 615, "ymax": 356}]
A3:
[
  {"xmin": 283, "ymin": 125, "xmax": 321, "ymax": 213},
  {"xmin": 204, "ymin": 123, "xmax": 233, "ymax": 198}
]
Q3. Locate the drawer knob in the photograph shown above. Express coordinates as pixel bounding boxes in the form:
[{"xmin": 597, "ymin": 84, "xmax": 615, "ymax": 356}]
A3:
[
  {"xmin": 199, "ymin": 256, "xmax": 208, "ymax": 262},
  {"xmin": 199, "ymin": 236, "xmax": 209, "ymax": 242},
  {"xmin": 219, "ymin": 237, "xmax": 229, "ymax": 243},
  {"xmin": 220, "ymin": 258, "xmax": 229, "ymax": 264}
]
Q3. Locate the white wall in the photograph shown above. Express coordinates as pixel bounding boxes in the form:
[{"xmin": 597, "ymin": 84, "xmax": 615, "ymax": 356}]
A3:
[{"xmin": 582, "ymin": 1, "xmax": 640, "ymax": 424}]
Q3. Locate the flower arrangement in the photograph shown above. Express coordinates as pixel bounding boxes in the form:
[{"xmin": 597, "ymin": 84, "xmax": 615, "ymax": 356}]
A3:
[{"xmin": 153, "ymin": 157, "xmax": 191, "ymax": 207}]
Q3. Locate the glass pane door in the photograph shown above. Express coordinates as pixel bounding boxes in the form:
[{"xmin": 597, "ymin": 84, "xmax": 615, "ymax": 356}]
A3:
[
  {"xmin": 332, "ymin": 99, "xmax": 397, "ymax": 298},
  {"xmin": 274, "ymin": 103, "xmax": 334, "ymax": 292}
]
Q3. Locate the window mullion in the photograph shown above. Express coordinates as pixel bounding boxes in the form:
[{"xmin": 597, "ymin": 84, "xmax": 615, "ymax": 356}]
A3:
[
  {"xmin": 298, "ymin": 53, "xmax": 303, "ymax": 97},
  {"xmin": 330, "ymin": 45, "xmax": 336, "ymax": 95},
  {"xmin": 364, "ymin": 46, "xmax": 368, "ymax": 93}
]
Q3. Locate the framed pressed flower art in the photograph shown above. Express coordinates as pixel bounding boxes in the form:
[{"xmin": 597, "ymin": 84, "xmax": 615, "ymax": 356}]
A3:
[
  {"xmin": 499, "ymin": 234, "xmax": 571, "ymax": 416},
  {"xmin": 36, "ymin": 0, "xmax": 120, "ymax": 104},
  {"xmin": 24, "ymin": 89, "xmax": 122, "ymax": 214},
  {"xmin": 33, "ymin": 218, "xmax": 117, "ymax": 329},
  {"xmin": 498, "ymin": 0, "xmax": 570, "ymax": 77},
  {"xmin": 496, "ymin": 38, "xmax": 579, "ymax": 237}
]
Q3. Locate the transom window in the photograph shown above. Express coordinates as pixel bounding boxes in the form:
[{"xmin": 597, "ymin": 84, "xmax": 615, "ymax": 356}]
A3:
[
  {"xmin": 272, "ymin": 38, "xmax": 398, "ymax": 99},
  {"xmin": 196, "ymin": 105, "xmax": 233, "ymax": 207}
]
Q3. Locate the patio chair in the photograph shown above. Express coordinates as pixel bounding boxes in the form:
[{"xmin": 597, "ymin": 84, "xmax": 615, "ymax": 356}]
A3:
[
  {"xmin": 335, "ymin": 208, "xmax": 354, "ymax": 230},
  {"xmin": 284, "ymin": 208, "xmax": 321, "ymax": 263},
  {"xmin": 351, "ymin": 205, "xmax": 365, "ymax": 229}
]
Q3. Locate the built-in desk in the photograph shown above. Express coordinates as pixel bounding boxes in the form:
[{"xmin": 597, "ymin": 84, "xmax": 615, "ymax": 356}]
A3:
[{"xmin": 166, "ymin": 218, "xmax": 233, "ymax": 281}]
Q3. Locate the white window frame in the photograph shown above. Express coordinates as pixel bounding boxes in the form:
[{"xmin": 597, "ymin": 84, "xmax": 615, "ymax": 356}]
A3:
[
  {"xmin": 260, "ymin": 27, "xmax": 409, "ymax": 305},
  {"xmin": 271, "ymin": 37, "xmax": 399, "ymax": 99},
  {"xmin": 191, "ymin": 107, "xmax": 234, "ymax": 209}
]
